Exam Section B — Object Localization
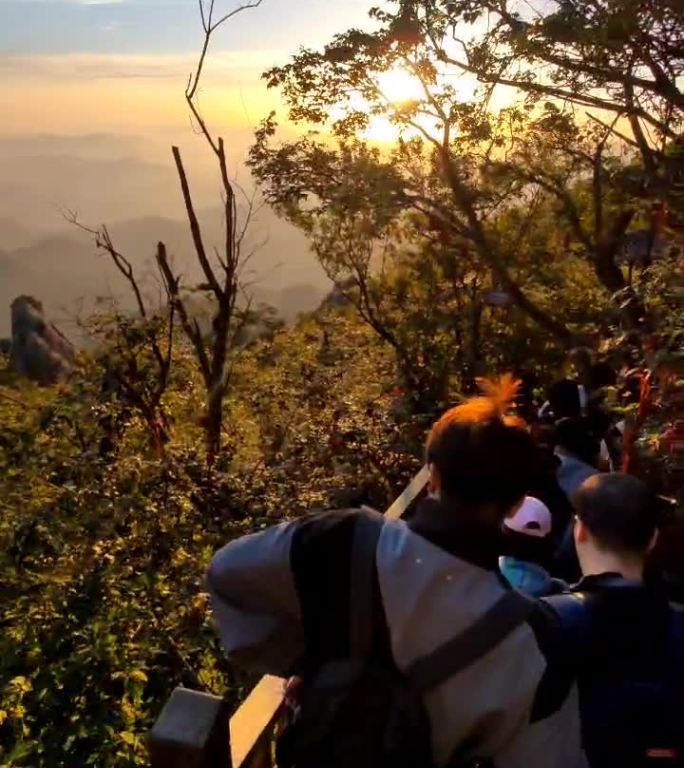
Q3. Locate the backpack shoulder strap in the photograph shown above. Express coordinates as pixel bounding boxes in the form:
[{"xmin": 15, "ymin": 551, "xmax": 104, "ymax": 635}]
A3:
[
  {"xmin": 666, "ymin": 606, "xmax": 684, "ymax": 677},
  {"xmin": 543, "ymin": 590, "xmax": 593, "ymax": 649},
  {"xmin": 407, "ymin": 590, "xmax": 535, "ymax": 694},
  {"xmin": 349, "ymin": 509, "xmax": 385, "ymax": 659}
]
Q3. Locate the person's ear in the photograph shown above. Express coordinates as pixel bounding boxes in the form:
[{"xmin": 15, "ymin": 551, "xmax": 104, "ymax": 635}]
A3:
[
  {"xmin": 574, "ymin": 516, "xmax": 589, "ymax": 545},
  {"xmin": 428, "ymin": 463, "xmax": 441, "ymax": 498}
]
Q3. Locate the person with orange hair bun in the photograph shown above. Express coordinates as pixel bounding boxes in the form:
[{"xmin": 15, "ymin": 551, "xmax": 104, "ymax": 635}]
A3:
[
  {"xmin": 424, "ymin": 376, "xmax": 575, "ymax": 557},
  {"xmin": 424, "ymin": 375, "xmax": 540, "ymax": 528},
  {"xmin": 208, "ymin": 375, "xmax": 586, "ymax": 768}
]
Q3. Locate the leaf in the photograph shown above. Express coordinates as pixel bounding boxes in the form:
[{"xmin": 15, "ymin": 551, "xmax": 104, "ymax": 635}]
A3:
[
  {"xmin": 129, "ymin": 669, "xmax": 147, "ymax": 683},
  {"xmin": 119, "ymin": 730, "xmax": 136, "ymax": 746}
]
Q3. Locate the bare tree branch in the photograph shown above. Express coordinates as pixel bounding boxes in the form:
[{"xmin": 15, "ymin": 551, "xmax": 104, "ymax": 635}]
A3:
[
  {"xmin": 169, "ymin": 0, "xmax": 265, "ymax": 462},
  {"xmin": 155, "ymin": 241, "xmax": 212, "ymax": 383},
  {"xmin": 172, "ymin": 147, "xmax": 224, "ymax": 300},
  {"xmin": 64, "ymin": 211, "xmax": 175, "ymax": 454}
]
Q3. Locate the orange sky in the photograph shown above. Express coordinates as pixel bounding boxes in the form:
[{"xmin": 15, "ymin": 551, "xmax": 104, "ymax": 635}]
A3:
[
  {"xmin": 0, "ymin": 0, "xmax": 374, "ymax": 150},
  {"xmin": 1, "ymin": 52, "xmax": 283, "ymax": 158}
]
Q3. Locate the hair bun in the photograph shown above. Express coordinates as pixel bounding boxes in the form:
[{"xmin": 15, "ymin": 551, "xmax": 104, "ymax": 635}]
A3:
[{"xmin": 474, "ymin": 373, "xmax": 522, "ymax": 420}]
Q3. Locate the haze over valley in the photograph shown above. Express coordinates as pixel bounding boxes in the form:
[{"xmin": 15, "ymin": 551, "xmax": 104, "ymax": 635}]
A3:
[
  {"xmin": 0, "ymin": 132, "xmax": 330, "ymax": 339},
  {"xmin": 0, "ymin": 0, "xmax": 374, "ymax": 340}
]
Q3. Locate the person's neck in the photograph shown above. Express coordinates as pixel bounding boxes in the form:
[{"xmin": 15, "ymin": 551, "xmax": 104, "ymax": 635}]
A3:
[
  {"xmin": 409, "ymin": 497, "xmax": 503, "ymax": 571},
  {"xmin": 579, "ymin": 548, "xmax": 645, "ymax": 581}
]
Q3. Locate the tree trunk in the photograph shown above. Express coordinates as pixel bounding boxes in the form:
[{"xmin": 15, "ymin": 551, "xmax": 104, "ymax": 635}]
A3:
[
  {"xmin": 440, "ymin": 152, "xmax": 574, "ymax": 343},
  {"xmin": 468, "ymin": 300, "xmax": 483, "ymax": 379},
  {"xmin": 206, "ymin": 383, "xmax": 223, "ymax": 466},
  {"xmin": 205, "ymin": 307, "xmax": 231, "ymax": 464},
  {"xmin": 593, "ymin": 209, "xmax": 634, "ymax": 295},
  {"xmin": 594, "ymin": 256, "xmax": 627, "ymax": 294}
]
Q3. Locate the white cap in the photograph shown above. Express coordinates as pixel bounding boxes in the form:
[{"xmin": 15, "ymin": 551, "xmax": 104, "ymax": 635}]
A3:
[{"xmin": 504, "ymin": 496, "xmax": 552, "ymax": 538}]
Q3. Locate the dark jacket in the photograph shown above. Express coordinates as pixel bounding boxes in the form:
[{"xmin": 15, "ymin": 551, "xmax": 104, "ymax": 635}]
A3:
[
  {"xmin": 528, "ymin": 452, "xmax": 576, "ymax": 548},
  {"xmin": 208, "ymin": 502, "xmax": 586, "ymax": 767},
  {"xmin": 544, "ymin": 574, "xmax": 684, "ymax": 768}
]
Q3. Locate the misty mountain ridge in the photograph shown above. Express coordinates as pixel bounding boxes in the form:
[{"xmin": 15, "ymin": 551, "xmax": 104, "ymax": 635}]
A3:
[
  {"xmin": 0, "ymin": 208, "xmax": 330, "ymax": 339},
  {"xmin": 0, "ymin": 132, "xmax": 257, "ymax": 241},
  {"xmin": 0, "ymin": 132, "xmax": 330, "ymax": 340}
]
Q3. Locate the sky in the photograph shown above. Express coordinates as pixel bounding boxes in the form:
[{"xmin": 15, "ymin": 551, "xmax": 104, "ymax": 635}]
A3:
[
  {"xmin": 0, "ymin": 0, "xmax": 374, "ymax": 140},
  {"xmin": 0, "ymin": 0, "xmax": 382, "ymax": 243},
  {"xmin": 0, "ymin": 1, "xmax": 384, "ymax": 330}
]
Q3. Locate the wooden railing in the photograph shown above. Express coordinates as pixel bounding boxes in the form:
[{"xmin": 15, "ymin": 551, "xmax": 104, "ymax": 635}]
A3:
[{"xmin": 148, "ymin": 465, "xmax": 429, "ymax": 768}]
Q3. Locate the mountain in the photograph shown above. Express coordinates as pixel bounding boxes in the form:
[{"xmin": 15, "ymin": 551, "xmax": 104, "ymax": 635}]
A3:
[
  {"xmin": 0, "ymin": 210, "xmax": 329, "ymax": 338},
  {"xmin": 0, "ymin": 217, "xmax": 34, "ymax": 251}
]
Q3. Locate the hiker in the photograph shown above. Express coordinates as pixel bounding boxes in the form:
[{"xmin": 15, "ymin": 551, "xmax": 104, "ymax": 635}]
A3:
[
  {"xmin": 539, "ymin": 351, "xmax": 615, "ymax": 449},
  {"xmin": 499, "ymin": 496, "xmax": 565, "ymax": 597},
  {"xmin": 527, "ymin": 428, "xmax": 577, "ymax": 548},
  {"xmin": 207, "ymin": 377, "xmax": 586, "ymax": 768},
  {"xmin": 545, "ymin": 474, "xmax": 684, "ymax": 768},
  {"xmin": 553, "ymin": 417, "xmax": 600, "ymax": 498},
  {"xmin": 538, "ymin": 348, "xmax": 593, "ymax": 423},
  {"xmin": 552, "ymin": 417, "xmax": 601, "ymax": 582}
]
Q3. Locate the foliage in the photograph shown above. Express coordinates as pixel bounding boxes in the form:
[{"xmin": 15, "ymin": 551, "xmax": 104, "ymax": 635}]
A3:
[
  {"xmin": 1, "ymin": 2, "xmax": 680, "ymax": 766},
  {"xmin": 84, "ymin": 308, "xmax": 173, "ymax": 458},
  {"xmin": 254, "ymin": 0, "xmax": 681, "ymax": 343},
  {"xmin": 419, "ymin": 0, "xmax": 682, "ymax": 186},
  {"xmin": 605, "ymin": 247, "xmax": 684, "ymax": 498},
  {"xmin": 0, "ymin": 307, "xmax": 425, "ymax": 767},
  {"xmin": 1, "ymin": 262, "xmax": 676, "ymax": 766}
]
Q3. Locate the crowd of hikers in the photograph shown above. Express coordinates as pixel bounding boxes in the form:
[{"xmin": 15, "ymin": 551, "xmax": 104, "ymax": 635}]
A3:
[{"xmin": 207, "ymin": 351, "xmax": 682, "ymax": 768}]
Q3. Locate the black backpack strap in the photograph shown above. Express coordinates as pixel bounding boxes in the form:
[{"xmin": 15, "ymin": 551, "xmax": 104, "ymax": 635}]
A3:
[
  {"xmin": 543, "ymin": 590, "xmax": 595, "ymax": 652},
  {"xmin": 349, "ymin": 510, "xmax": 385, "ymax": 659},
  {"xmin": 407, "ymin": 590, "xmax": 535, "ymax": 694}
]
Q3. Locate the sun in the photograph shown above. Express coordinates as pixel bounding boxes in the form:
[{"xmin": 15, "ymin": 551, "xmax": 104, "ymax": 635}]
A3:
[
  {"xmin": 375, "ymin": 68, "xmax": 424, "ymax": 105},
  {"xmin": 363, "ymin": 67, "xmax": 424, "ymax": 143}
]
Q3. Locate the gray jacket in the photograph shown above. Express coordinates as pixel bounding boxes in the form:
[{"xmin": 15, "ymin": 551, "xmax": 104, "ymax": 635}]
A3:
[{"xmin": 208, "ymin": 505, "xmax": 586, "ymax": 768}]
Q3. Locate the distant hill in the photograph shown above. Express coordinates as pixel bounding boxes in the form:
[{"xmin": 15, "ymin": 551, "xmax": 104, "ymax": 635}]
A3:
[
  {"xmin": 0, "ymin": 153, "xmax": 187, "ymax": 231},
  {"xmin": 0, "ymin": 209, "xmax": 329, "ymax": 338},
  {"xmin": 0, "ymin": 217, "xmax": 33, "ymax": 251}
]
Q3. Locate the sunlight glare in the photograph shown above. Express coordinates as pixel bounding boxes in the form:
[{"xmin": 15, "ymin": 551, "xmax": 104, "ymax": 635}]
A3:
[
  {"xmin": 364, "ymin": 116, "xmax": 402, "ymax": 143},
  {"xmin": 363, "ymin": 67, "xmax": 424, "ymax": 143},
  {"xmin": 375, "ymin": 68, "xmax": 424, "ymax": 105}
]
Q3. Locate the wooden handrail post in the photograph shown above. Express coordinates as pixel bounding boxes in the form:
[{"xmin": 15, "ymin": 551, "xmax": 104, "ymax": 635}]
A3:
[
  {"xmin": 385, "ymin": 464, "xmax": 429, "ymax": 520},
  {"xmin": 230, "ymin": 675, "xmax": 285, "ymax": 768},
  {"xmin": 149, "ymin": 687, "xmax": 230, "ymax": 768}
]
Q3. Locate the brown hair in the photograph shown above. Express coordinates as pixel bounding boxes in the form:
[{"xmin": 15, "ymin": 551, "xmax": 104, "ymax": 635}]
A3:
[{"xmin": 426, "ymin": 375, "xmax": 540, "ymax": 513}]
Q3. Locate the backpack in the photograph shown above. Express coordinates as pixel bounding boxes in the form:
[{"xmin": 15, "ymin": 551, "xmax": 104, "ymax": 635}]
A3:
[
  {"xmin": 276, "ymin": 511, "xmax": 534, "ymax": 768},
  {"xmin": 549, "ymin": 586, "xmax": 684, "ymax": 768}
]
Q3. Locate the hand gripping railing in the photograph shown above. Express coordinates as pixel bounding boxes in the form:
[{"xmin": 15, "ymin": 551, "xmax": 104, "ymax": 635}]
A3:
[{"xmin": 148, "ymin": 465, "xmax": 429, "ymax": 768}]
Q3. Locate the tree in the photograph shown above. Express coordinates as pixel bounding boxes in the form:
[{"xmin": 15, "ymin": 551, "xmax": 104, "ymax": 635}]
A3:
[
  {"xmin": 156, "ymin": 0, "xmax": 265, "ymax": 464},
  {"xmin": 253, "ymin": 9, "xmax": 589, "ymax": 339},
  {"xmin": 250, "ymin": 127, "xmax": 603, "ymax": 407},
  {"xmin": 252, "ymin": 0, "xmax": 681, "ymax": 344},
  {"xmin": 72, "ymin": 0, "xmax": 265, "ymax": 465},
  {"xmin": 65, "ymin": 216, "xmax": 175, "ymax": 457},
  {"xmin": 419, "ymin": 0, "xmax": 683, "ymax": 187}
]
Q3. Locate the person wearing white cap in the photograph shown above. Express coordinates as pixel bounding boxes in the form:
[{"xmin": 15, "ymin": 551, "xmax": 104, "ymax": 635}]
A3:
[{"xmin": 499, "ymin": 496, "xmax": 565, "ymax": 597}]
